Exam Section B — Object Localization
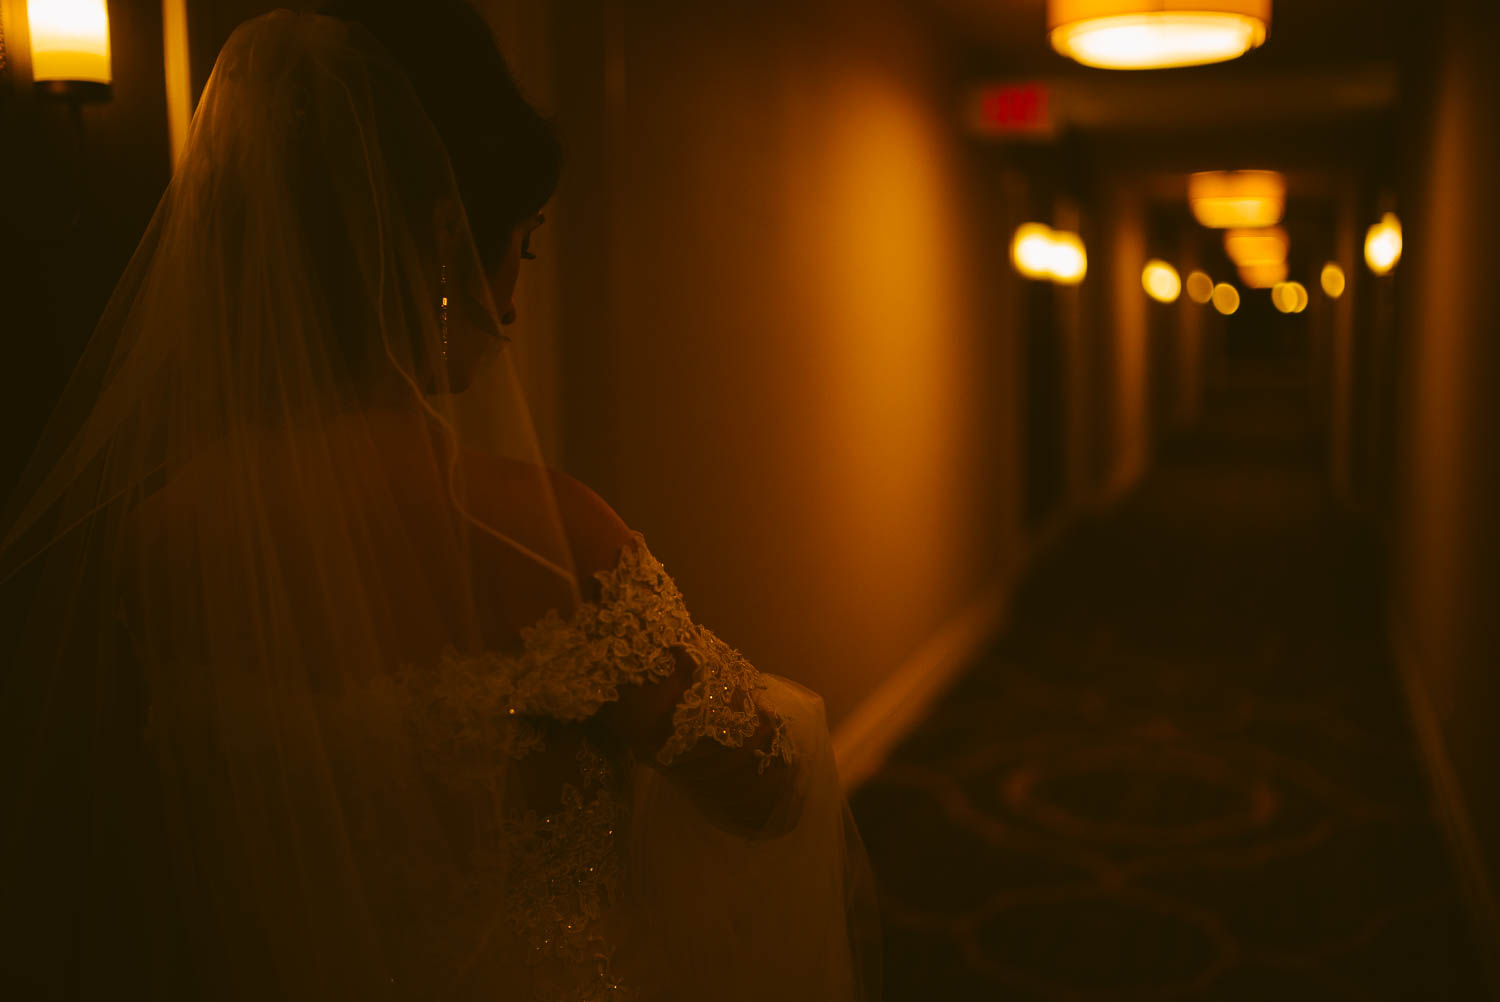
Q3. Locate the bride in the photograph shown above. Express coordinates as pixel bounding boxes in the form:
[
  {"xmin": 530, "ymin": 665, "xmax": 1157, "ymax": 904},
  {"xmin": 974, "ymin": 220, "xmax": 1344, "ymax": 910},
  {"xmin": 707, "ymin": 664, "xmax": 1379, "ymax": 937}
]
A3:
[{"xmin": 0, "ymin": 3, "xmax": 878, "ymax": 999}]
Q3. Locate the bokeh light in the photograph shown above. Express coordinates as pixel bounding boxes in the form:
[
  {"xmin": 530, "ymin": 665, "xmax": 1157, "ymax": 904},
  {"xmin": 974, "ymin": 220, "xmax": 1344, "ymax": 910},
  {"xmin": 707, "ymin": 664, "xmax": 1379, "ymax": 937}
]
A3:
[
  {"xmin": 1320, "ymin": 262, "xmax": 1347, "ymax": 298},
  {"xmin": 1011, "ymin": 223, "xmax": 1088, "ymax": 284},
  {"xmin": 1141, "ymin": 259, "xmax": 1182, "ymax": 303},
  {"xmin": 1211, "ymin": 282, "xmax": 1241, "ymax": 315},
  {"xmin": 1049, "ymin": 231, "xmax": 1089, "ymax": 285},
  {"xmin": 1012, "ymin": 223, "xmax": 1057, "ymax": 280},
  {"xmin": 1272, "ymin": 281, "xmax": 1309, "ymax": 314},
  {"xmin": 1365, "ymin": 212, "xmax": 1403, "ymax": 275},
  {"xmin": 1185, "ymin": 270, "xmax": 1215, "ymax": 304}
]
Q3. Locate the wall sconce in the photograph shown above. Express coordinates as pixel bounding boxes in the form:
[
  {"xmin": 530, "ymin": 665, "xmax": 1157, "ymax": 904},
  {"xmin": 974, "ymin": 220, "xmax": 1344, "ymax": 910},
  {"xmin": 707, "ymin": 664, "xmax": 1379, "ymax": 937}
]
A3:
[
  {"xmin": 1364, "ymin": 212, "xmax": 1402, "ymax": 275},
  {"xmin": 1011, "ymin": 223, "xmax": 1088, "ymax": 285},
  {"xmin": 1048, "ymin": 0, "xmax": 1270, "ymax": 71},
  {"xmin": 28, "ymin": 0, "xmax": 113, "ymax": 101}
]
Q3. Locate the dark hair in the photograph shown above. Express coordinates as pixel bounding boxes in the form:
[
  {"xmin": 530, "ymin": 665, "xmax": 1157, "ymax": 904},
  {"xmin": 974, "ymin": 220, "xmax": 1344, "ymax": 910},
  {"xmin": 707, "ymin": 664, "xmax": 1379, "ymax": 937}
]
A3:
[{"xmin": 317, "ymin": 0, "xmax": 560, "ymax": 267}]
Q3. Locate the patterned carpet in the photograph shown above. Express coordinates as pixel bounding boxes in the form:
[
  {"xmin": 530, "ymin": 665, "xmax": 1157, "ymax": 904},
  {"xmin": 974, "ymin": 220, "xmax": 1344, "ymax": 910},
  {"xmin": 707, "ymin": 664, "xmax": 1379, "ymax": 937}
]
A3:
[{"xmin": 851, "ymin": 364, "xmax": 1490, "ymax": 1000}]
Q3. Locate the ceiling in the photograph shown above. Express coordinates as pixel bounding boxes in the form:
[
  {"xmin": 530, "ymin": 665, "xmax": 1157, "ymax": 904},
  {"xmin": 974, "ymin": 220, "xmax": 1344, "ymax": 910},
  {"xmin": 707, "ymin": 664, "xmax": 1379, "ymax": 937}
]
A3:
[
  {"xmin": 928, "ymin": 0, "xmax": 1414, "ymax": 182},
  {"xmin": 926, "ymin": 0, "xmax": 1416, "ymax": 73}
]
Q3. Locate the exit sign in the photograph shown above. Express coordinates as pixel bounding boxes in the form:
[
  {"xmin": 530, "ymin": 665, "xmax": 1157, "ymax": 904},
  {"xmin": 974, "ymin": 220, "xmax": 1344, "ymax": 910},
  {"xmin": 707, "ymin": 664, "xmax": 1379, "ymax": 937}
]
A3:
[{"xmin": 968, "ymin": 83, "xmax": 1055, "ymax": 138}]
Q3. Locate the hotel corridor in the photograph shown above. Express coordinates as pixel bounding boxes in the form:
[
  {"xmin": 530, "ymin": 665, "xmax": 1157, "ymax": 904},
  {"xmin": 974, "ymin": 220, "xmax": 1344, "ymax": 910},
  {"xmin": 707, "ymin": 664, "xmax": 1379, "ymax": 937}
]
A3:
[
  {"xmin": 852, "ymin": 354, "xmax": 1487, "ymax": 1000},
  {"xmin": 4, "ymin": 0, "xmax": 1498, "ymax": 998}
]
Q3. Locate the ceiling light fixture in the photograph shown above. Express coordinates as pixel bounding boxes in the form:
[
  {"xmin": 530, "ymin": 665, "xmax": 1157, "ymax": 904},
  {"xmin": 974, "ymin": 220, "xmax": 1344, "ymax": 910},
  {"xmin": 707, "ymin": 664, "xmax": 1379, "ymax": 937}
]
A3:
[
  {"xmin": 1238, "ymin": 261, "xmax": 1288, "ymax": 288},
  {"xmin": 1048, "ymin": 0, "xmax": 1270, "ymax": 71},
  {"xmin": 1188, "ymin": 170, "xmax": 1285, "ymax": 229},
  {"xmin": 1223, "ymin": 226, "xmax": 1289, "ymax": 266}
]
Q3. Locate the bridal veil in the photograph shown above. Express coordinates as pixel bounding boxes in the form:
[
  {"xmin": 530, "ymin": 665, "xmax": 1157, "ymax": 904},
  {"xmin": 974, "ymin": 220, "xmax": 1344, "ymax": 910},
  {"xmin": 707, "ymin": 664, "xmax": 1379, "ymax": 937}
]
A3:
[{"xmin": 0, "ymin": 9, "xmax": 877, "ymax": 1000}]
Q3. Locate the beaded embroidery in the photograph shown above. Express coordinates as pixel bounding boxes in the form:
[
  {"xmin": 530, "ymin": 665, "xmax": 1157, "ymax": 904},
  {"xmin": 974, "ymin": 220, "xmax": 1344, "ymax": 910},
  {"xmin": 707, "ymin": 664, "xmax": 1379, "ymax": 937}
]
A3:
[
  {"xmin": 433, "ymin": 531, "xmax": 793, "ymax": 768},
  {"xmin": 400, "ymin": 532, "xmax": 794, "ymax": 999}
]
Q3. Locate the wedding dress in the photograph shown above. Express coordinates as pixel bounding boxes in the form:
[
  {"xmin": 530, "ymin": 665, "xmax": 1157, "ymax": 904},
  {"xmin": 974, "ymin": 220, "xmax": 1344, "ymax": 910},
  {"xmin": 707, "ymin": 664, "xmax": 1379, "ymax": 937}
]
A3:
[{"xmin": 0, "ymin": 11, "xmax": 878, "ymax": 1000}]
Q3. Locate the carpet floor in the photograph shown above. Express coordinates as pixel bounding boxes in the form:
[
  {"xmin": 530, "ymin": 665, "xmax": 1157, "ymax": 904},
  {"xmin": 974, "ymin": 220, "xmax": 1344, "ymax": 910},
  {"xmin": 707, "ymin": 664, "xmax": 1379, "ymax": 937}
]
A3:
[{"xmin": 850, "ymin": 361, "xmax": 1490, "ymax": 1001}]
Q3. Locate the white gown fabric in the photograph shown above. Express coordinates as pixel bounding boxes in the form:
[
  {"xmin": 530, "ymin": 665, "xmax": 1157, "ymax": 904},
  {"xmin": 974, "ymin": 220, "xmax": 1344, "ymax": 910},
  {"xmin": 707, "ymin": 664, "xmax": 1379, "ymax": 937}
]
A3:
[
  {"xmin": 398, "ymin": 530, "xmax": 876, "ymax": 1000},
  {"xmin": 0, "ymin": 10, "xmax": 878, "ymax": 1000}
]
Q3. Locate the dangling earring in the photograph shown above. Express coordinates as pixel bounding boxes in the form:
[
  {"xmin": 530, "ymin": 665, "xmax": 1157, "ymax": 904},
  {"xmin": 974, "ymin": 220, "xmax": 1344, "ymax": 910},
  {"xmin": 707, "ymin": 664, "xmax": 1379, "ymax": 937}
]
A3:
[{"xmin": 439, "ymin": 263, "xmax": 449, "ymax": 359}]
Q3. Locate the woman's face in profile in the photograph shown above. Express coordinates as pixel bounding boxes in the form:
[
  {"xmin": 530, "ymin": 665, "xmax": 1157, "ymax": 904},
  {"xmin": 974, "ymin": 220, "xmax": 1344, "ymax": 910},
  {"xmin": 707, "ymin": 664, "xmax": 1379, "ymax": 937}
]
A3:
[
  {"xmin": 490, "ymin": 212, "xmax": 546, "ymax": 328},
  {"xmin": 441, "ymin": 211, "xmax": 546, "ymax": 392}
]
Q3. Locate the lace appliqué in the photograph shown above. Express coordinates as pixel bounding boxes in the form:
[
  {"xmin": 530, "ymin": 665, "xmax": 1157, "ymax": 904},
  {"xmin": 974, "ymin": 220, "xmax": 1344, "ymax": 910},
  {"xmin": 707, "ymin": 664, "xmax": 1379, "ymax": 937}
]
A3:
[
  {"xmin": 657, "ymin": 627, "xmax": 793, "ymax": 773},
  {"xmin": 392, "ymin": 532, "xmax": 796, "ymax": 999},
  {"xmin": 500, "ymin": 741, "xmax": 633, "ymax": 1002},
  {"xmin": 436, "ymin": 531, "xmax": 794, "ymax": 770}
]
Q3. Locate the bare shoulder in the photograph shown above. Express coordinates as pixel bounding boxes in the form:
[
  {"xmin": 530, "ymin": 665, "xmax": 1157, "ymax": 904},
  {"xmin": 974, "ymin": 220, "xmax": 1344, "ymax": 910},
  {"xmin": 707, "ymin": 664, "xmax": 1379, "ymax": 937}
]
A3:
[
  {"xmin": 454, "ymin": 451, "xmax": 635, "ymax": 585},
  {"xmin": 542, "ymin": 467, "xmax": 637, "ymax": 584}
]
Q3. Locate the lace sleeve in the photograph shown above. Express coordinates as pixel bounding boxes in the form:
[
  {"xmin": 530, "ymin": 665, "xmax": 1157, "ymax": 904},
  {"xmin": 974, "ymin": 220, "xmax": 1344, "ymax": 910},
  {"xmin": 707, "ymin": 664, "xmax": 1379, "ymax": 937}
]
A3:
[{"xmin": 438, "ymin": 531, "xmax": 793, "ymax": 771}]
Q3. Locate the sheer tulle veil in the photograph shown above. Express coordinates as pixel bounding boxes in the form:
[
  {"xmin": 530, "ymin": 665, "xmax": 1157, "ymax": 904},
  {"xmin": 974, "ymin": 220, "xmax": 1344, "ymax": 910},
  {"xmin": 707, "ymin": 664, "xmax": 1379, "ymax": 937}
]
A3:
[{"xmin": 0, "ymin": 11, "xmax": 586, "ymax": 996}]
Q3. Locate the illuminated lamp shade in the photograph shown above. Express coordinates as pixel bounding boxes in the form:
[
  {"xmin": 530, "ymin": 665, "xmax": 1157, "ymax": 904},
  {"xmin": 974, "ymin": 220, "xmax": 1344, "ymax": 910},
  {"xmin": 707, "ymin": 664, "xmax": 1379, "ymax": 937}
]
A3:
[
  {"xmin": 1048, "ymin": 0, "xmax": 1270, "ymax": 70},
  {"xmin": 1238, "ymin": 261, "xmax": 1287, "ymax": 288},
  {"xmin": 1141, "ymin": 259, "xmax": 1181, "ymax": 303},
  {"xmin": 1011, "ymin": 223, "xmax": 1088, "ymax": 284},
  {"xmin": 1185, "ymin": 270, "xmax": 1215, "ymax": 304},
  {"xmin": 1211, "ymin": 282, "xmax": 1240, "ymax": 315},
  {"xmin": 1365, "ymin": 212, "xmax": 1403, "ymax": 275},
  {"xmin": 28, "ymin": 0, "xmax": 114, "ymax": 99},
  {"xmin": 1272, "ymin": 281, "xmax": 1309, "ymax": 314},
  {"xmin": 1188, "ymin": 170, "xmax": 1285, "ymax": 229},
  {"xmin": 1320, "ymin": 262, "xmax": 1347, "ymax": 298},
  {"xmin": 1223, "ymin": 226, "xmax": 1288, "ymax": 266}
]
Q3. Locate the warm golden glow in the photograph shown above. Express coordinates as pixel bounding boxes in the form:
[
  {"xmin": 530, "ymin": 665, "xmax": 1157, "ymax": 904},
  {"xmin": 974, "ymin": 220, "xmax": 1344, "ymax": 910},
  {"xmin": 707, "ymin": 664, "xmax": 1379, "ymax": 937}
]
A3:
[
  {"xmin": 1211, "ymin": 282, "xmax": 1240, "ymax": 315},
  {"xmin": 163, "ymin": 0, "xmax": 192, "ymax": 165},
  {"xmin": 1272, "ymin": 281, "xmax": 1309, "ymax": 314},
  {"xmin": 1185, "ymin": 270, "xmax": 1215, "ymax": 304},
  {"xmin": 1320, "ymin": 262, "xmax": 1347, "ymax": 299},
  {"xmin": 1238, "ymin": 261, "xmax": 1287, "ymax": 288},
  {"xmin": 1049, "ymin": 231, "xmax": 1088, "ymax": 285},
  {"xmin": 1224, "ymin": 226, "xmax": 1289, "ymax": 266},
  {"xmin": 1188, "ymin": 170, "xmax": 1285, "ymax": 229},
  {"xmin": 1048, "ymin": 1, "xmax": 1269, "ymax": 70},
  {"xmin": 1364, "ymin": 212, "xmax": 1403, "ymax": 275},
  {"xmin": 1012, "ymin": 223, "xmax": 1057, "ymax": 281},
  {"xmin": 1291, "ymin": 282, "xmax": 1309, "ymax": 313},
  {"xmin": 1141, "ymin": 259, "xmax": 1181, "ymax": 303},
  {"xmin": 27, "ymin": 0, "xmax": 112, "ymax": 85},
  {"xmin": 1011, "ymin": 223, "xmax": 1087, "ymax": 284}
]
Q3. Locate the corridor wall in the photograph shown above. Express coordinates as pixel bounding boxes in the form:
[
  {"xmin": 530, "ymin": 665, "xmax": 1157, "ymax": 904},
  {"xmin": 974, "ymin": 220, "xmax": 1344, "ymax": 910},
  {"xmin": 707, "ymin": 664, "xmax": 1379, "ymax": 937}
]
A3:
[
  {"xmin": 548, "ymin": 0, "xmax": 1025, "ymax": 730},
  {"xmin": 1390, "ymin": 0, "xmax": 1500, "ymax": 977}
]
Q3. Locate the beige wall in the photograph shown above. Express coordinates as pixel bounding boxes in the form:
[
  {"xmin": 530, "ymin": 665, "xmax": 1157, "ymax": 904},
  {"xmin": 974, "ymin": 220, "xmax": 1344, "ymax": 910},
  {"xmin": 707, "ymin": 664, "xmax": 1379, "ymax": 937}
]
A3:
[
  {"xmin": 1099, "ymin": 183, "xmax": 1150, "ymax": 498},
  {"xmin": 537, "ymin": 0, "xmax": 1023, "ymax": 726},
  {"xmin": 1390, "ymin": 0, "xmax": 1500, "ymax": 965}
]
